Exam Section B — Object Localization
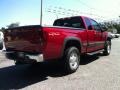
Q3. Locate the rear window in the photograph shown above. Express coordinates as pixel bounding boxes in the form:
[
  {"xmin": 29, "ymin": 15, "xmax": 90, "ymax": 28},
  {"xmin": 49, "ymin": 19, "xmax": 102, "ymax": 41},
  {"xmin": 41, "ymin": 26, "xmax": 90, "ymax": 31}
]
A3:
[{"xmin": 53, "ymin": 17, "xmax": 85, "ymax": 29}]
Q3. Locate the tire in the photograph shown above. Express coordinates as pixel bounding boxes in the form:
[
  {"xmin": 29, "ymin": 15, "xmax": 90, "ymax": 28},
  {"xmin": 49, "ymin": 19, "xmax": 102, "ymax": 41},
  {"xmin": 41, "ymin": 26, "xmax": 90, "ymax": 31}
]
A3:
[
  {"xmin": 0, "ymin": 42, "xmax": 3, "ymax": 50},
  {"xmin": 15, "ymin": 60, "xmax": 23, "ymax": 65},
  {"xmin": 5, "ymin": 53, "xmax": 16, "ymax": 60},
  {"xmin": 103, "ymin": 40, "xmax": 111, "ymax": 56},
  {"xmin": 63, "ymin": 47, "xmax": 80, "ymax": 73}
]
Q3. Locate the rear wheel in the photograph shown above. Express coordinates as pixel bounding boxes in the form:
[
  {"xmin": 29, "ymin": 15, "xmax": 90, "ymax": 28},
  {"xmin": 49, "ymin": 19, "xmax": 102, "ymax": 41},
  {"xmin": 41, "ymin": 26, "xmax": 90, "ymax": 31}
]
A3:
[
  {"xmin": 103, "ymin": 40, "xmax": 111, "ymax": 55},
  {"xmin": 5, "ymin": 53, "xmax": 16, "ymax": 60},
  {"xmin": 15, "ymin": 60, "xmax": 23, "ymax": 65},
  {"xmin": 63, "ymin": 47, "xmax": 80, "ymax": 73}
]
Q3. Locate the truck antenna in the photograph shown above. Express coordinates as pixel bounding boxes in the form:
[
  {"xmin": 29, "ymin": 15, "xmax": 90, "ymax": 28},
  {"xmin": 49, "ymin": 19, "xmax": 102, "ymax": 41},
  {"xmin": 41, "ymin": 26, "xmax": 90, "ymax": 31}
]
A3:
[{"xmin": 40, "ymin": 0, "xmax": 43, "ymax": 26}]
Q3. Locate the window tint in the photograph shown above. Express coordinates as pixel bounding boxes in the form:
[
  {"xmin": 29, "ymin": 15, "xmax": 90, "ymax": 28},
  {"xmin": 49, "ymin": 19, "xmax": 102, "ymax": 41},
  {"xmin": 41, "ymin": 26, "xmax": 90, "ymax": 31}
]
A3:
[
  {"xmin": 90, "ymin": 19, "xmax": 101, "ymax": 31},
  {"xmin": 84, "ymin": 18, "xmax": 92, "ymax": 30},
  {"xmin": 53, "ymin": 17, "xmax": 85, "ymax": 29}
]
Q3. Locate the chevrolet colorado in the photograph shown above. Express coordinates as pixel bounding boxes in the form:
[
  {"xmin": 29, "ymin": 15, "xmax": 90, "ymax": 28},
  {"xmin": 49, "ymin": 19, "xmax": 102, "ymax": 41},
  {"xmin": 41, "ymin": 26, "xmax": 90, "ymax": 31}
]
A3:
[{"xmin": 4, "ymin": 16, "xmax": 111, "ymax": 73}]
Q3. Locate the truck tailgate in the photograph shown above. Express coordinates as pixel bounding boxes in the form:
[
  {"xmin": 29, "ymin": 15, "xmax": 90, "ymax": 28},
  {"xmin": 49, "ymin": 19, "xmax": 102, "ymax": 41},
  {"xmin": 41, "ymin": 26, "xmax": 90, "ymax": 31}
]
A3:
[{"xmin": 4, "ymin": 25, "xmax": 43, "ymax": 53}]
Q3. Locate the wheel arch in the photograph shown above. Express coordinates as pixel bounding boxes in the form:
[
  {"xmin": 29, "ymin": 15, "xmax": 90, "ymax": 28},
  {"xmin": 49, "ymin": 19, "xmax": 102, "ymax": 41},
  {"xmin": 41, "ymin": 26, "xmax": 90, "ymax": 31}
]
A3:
[
  {"xmin": 106, "ymin": 37, "xmax": 112, "ymax": 45},
  {"xmin": 61, "ymin": 37, "xmax": 82, "ymax": 58}
]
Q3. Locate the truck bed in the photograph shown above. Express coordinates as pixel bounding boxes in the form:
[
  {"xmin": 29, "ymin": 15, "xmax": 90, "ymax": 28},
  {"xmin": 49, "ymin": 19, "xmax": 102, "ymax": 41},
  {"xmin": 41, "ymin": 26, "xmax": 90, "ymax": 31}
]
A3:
[{"xmin": 4, "ymin": 25, "xmax": 43, "ymax": 53}]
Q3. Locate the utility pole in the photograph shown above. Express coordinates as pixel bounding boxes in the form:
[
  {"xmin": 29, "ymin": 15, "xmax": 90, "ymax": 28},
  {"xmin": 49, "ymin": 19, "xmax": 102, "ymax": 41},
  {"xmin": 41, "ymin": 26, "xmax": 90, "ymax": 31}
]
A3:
[{"xmin": 40, "ymin": 0, "xmax": 43, "ymax": 26}]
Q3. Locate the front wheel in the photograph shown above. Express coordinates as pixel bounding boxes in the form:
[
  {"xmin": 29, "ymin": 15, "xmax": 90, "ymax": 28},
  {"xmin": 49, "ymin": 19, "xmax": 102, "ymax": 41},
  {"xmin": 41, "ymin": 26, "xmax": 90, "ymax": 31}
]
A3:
[
  {"xmin": 63, "ymin": 47, "xmax": 80, "ymax": 73},
  {"xmin": 103, "ymin": 40, "xmax": 111, "ymax": 56}
]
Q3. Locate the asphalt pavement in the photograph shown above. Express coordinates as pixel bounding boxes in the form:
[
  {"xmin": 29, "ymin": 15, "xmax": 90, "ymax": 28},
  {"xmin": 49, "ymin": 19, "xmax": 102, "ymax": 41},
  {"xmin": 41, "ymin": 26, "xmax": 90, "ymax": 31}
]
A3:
[{"xmin": 0, "ymin": 38, "xmax": 120, "ymax": 90}]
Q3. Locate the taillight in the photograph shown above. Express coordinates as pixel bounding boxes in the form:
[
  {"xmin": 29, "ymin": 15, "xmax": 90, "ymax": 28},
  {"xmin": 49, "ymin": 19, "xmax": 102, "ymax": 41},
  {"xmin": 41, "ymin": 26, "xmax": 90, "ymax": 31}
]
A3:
[
  {"xmin": 30, "ymin": 28, "xmax": 44, "ymax": 45},
  {"xmin": 38, "ymin": 28, "xmax": 47, "ymax": 46}
]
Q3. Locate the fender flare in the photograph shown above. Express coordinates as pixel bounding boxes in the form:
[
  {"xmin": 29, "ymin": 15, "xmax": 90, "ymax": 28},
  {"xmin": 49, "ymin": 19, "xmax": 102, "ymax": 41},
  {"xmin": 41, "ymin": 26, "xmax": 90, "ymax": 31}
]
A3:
[{"xmin": 61, "ymin": 37, "xmax": 82, "ymax": 58}]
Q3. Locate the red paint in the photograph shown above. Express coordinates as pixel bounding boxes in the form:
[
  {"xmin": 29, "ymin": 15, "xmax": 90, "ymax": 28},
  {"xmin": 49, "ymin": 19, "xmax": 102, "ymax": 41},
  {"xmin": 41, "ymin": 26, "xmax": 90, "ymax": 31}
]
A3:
[{"xmin": 4, "ymin": 16, "xmax": 108, "ymax": 61}]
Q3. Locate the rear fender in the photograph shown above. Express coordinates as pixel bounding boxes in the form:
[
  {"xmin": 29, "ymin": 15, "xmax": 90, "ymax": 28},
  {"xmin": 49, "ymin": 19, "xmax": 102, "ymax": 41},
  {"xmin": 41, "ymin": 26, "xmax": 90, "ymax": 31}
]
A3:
[{"xmin": 61, "ymin": 37, "xmax": 82, "ymax": 58}]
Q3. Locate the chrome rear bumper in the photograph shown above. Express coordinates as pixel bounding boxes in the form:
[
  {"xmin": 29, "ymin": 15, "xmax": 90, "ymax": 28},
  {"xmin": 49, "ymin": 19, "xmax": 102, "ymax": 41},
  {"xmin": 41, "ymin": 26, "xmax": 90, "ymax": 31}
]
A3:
[
  {"xmin": 25, "ymin": 54, "xmax": 44, "ymax": 62},
  {"xmin": 4, "ymin": 51, "xmax": 44, "ymax": 62}
]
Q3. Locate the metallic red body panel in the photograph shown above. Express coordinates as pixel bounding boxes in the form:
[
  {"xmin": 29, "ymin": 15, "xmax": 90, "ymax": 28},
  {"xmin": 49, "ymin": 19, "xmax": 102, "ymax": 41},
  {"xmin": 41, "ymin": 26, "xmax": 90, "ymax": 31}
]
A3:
[
  {"xmin": 42, "ymin": 26, "xmax": 88, "ymax": 60},
  {"xmin": 4, "ymin": 16, "xmax": 108, "ymax": 61},
  {"xmin": 4, "ymin": 26, "xmax": 44, "ymax": 53}
]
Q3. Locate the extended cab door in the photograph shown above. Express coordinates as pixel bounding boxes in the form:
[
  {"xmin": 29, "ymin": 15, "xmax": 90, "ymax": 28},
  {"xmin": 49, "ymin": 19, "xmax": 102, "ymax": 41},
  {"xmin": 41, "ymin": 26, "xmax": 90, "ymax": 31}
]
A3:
[
  {"xmin": 84, "ymin": 17, "xmax": 96, "ymax": 52},
  {"xmin": 90, "ymin": 19, "xmax": 104, "ymax": 50}
]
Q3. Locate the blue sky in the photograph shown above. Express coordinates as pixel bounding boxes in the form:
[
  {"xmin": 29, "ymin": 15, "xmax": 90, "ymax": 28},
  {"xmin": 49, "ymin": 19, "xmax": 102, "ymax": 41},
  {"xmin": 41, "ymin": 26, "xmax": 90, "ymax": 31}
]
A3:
[
  {"xmin": 0, "ymin": 0, "xmax": 120, "ymax": 28},
  {"xmin": 0, "ymin": 0, "xmax": 41, "ymax": 28}
]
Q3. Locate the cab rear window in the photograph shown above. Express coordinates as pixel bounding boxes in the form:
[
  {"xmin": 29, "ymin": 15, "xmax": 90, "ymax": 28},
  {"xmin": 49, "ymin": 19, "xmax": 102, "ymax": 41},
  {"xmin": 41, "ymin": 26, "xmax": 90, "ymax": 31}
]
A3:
[{"xmin": 53, "ymin": 17, "xmax": 85, "ymax": 29}]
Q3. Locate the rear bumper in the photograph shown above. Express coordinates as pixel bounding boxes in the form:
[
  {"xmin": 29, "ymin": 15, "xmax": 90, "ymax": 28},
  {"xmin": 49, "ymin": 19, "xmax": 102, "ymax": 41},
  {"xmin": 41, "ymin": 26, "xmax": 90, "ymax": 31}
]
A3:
[
  {"xmin": 4, "ymin": 51, "xmax": 44, "ymax": 63},
  {"xmin": 25, "ymin": 53, "xmax": 44, "ymax": 62}
]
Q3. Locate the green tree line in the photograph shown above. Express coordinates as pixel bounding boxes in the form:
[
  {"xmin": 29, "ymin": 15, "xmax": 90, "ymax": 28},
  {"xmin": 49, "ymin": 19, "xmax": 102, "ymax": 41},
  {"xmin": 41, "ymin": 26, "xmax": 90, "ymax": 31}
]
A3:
[{"xmin": 103, "ymin": 22, "xmax": 120, "ymax": 34}]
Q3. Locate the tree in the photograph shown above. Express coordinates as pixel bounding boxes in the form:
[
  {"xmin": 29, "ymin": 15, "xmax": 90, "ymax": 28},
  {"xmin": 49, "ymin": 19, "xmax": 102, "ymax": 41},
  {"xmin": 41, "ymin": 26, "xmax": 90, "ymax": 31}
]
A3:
[
  {"xmin": 0, "ymin": 27, "xmax": 5, "ymax": 32},
  {"xmin": 113, "ymin": 24, "xmax": 120, "ymax": 34},
  {"xmin": 7, "ymin": 22, "xmax": 20, "ymax": 29},
  {"xmin": 103, "ymin": 21, "xmax": 120, "ymax": 34}
]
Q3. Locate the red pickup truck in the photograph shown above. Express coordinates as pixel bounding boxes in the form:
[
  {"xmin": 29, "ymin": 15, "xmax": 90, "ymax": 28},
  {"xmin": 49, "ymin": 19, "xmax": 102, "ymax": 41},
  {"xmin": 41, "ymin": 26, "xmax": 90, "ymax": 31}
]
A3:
[{"xmin": 4, "ymin": 16, "xmax": 111, "ymax": 73}]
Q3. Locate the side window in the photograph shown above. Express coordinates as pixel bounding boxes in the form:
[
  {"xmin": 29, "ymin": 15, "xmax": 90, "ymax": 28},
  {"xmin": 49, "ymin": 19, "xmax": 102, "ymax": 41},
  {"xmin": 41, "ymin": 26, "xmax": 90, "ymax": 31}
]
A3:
[
  {"xmin": 84, "ymin": 18, "xmax": 92, "ymax": 30},
  {"xmin": 90, "ymin": 19, "xmax": 101, "ymax": 31},
  {"xmin": 70, "ymin": 17, "xmax": 85, "ymax": 29}
]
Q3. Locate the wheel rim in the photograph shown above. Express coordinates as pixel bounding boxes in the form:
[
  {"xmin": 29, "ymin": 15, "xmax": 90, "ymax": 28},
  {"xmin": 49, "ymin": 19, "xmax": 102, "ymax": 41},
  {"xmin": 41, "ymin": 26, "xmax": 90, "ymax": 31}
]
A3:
[
  {"xmin": 107, "ymin": 44, "xmax": 111, "ymax": 53},
  {"xmin": 69, "ymin": 52, "xmax": 79, "ymax": 70}
]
